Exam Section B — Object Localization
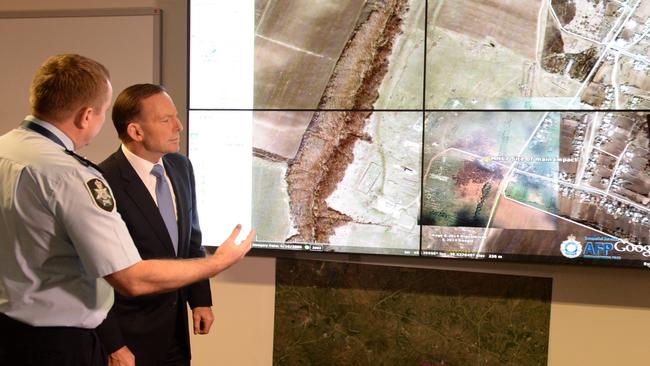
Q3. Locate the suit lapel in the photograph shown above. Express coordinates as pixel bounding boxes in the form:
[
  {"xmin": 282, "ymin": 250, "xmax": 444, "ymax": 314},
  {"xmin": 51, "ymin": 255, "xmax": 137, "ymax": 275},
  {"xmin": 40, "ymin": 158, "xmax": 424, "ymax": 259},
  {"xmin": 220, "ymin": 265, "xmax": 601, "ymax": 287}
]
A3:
[
  {"xmin": 163, "ymin": 156, "xmax": 187, "ymax": 256},
  {"xmin": 115, "ymin": 149, "xmax": 177, "ymax": 256}
]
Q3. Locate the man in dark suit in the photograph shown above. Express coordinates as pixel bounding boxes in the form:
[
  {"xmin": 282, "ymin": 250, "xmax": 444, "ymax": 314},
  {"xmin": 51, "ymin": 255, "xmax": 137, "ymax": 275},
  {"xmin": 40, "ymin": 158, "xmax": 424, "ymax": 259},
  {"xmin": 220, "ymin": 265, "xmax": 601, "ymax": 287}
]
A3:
[{"xmin": 97, "ymin": 84, "xmax": 214, "ymax": 366}]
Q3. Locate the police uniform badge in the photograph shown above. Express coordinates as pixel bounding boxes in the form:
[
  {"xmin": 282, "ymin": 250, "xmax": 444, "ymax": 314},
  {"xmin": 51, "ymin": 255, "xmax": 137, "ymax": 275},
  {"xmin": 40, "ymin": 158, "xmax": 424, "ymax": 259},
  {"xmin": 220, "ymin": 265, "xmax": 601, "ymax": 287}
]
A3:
[{"xmin": 86, "ymin": 178, "xmax": 115, "ymax": 212}]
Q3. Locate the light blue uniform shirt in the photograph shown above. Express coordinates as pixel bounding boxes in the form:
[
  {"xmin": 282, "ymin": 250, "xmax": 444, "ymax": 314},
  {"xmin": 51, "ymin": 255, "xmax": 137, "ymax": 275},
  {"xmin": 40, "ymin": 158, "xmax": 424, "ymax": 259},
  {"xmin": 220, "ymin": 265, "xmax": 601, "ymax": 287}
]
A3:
[{"xmin": 0, "ymin": 116, "xmax": 142, "ymax": 328}]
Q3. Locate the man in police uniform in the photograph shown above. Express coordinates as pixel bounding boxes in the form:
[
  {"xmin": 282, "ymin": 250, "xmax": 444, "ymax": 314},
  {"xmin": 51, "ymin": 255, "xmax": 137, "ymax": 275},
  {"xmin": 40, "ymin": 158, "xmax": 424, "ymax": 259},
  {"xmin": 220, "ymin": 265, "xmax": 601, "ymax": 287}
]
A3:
[
  {"xmin": 0, "ymin": 54, "xmax": 253, "ymax": 366},
  {"xmin": 96, "ymin": 84, "xmax": 214, "ymax": 366}
]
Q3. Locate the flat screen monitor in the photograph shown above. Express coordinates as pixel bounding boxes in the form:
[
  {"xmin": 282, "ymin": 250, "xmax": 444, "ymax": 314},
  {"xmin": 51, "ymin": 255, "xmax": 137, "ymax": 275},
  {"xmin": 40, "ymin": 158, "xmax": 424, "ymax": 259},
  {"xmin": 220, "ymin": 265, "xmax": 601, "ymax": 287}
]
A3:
[{"xmin": 188, "ymin": 0, "xmax": 650, "ymax": 268}]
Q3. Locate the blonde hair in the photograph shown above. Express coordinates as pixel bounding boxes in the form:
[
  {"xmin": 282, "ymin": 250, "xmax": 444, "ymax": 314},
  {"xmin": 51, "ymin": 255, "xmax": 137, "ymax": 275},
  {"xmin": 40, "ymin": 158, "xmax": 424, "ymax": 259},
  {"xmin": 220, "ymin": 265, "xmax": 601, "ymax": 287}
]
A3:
[{"xmin": 30, "ymin": 54, "xmax": 110, "ymax": 121}]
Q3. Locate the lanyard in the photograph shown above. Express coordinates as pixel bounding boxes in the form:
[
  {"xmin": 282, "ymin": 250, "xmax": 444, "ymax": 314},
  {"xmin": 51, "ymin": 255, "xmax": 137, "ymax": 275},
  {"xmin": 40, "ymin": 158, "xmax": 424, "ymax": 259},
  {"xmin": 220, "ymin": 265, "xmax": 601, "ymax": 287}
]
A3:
[
  {"xmin": 23, "ymin": 120, "xmax": 67, "ymax": 148},
  {"xmin": 22, "ymin": 120, "xmax": 104, "ymax": 173}
]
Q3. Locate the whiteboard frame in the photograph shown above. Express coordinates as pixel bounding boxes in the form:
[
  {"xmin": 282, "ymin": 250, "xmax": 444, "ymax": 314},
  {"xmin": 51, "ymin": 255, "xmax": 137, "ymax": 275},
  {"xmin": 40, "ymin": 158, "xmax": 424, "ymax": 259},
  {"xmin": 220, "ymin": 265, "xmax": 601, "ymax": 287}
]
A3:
[{"xmin": 0, "ymin": 8, "xmax": 161, "ymax": 83}]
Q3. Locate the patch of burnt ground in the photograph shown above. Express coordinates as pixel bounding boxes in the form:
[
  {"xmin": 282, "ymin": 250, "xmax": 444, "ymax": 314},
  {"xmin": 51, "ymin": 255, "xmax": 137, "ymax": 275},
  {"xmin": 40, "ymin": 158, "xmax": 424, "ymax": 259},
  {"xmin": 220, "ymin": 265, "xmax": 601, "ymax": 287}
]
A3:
[{"xmin": 540, "ymin": 12, "xmax": 598, "ymax": 82}]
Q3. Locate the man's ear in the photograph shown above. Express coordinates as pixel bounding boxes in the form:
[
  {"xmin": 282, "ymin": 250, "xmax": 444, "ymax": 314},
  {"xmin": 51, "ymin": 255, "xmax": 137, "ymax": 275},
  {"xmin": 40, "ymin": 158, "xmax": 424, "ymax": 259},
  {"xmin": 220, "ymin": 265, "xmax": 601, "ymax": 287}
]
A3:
[
  {"xmin": 126, "ymin": 122, "xmax": 144, "ymax": 142},
  {"xmin": 73, "ymin": 107, "xmax": 94, "ymax": 129}
]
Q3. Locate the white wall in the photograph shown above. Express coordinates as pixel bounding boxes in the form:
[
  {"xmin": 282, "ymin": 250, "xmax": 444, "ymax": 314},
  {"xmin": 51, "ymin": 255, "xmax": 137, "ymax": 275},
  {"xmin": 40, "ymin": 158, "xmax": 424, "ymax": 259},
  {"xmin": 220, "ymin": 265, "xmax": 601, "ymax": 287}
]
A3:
[{"xmin": 2, "ymin": 1, "xmax": 650, "ymax": 365}]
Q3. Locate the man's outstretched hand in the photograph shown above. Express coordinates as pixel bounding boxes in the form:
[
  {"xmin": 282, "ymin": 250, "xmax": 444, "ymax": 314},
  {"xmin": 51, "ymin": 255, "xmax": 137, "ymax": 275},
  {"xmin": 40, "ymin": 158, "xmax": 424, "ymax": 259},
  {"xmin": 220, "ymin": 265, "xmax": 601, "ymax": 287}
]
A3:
[{"xmin": 210, "ymin": 224, "xmax": 254, "ymax": 271}]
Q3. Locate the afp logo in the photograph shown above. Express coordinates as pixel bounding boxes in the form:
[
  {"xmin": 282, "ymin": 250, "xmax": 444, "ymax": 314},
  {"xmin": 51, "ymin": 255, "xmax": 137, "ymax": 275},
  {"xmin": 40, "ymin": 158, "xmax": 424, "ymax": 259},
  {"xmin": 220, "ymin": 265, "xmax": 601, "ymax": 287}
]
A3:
[
  {"xmin": 560, "ymin": 235, "xmax": 582, "ymax": 258},
  {"xmin": 583, "ymin": 241, "xmax": 614, "ymax": 257}
]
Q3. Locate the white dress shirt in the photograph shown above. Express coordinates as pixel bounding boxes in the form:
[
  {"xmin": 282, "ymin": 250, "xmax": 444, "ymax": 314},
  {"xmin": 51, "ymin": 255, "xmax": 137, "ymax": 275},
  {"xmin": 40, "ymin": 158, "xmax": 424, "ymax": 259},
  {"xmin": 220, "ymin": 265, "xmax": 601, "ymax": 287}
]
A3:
[{"xmin": 121, "ymin": 144, "xmax": 178, "ymax": 219}]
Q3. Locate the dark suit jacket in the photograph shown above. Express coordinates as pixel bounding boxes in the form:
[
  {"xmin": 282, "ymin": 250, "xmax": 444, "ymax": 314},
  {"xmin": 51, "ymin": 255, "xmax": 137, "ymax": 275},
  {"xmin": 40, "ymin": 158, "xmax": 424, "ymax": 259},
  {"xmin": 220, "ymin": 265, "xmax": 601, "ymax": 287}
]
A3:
[{"xmin": 96, "ymin": 149, "xmax": 211, "ymax": 366}]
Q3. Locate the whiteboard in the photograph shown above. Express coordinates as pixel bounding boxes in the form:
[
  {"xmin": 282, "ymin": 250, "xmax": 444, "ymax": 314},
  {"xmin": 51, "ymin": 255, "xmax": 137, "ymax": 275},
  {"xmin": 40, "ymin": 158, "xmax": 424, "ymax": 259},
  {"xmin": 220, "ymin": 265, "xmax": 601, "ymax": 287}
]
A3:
[{"xmin": 0, "ymin": 8, "xmax": 161, "ymax": 161}]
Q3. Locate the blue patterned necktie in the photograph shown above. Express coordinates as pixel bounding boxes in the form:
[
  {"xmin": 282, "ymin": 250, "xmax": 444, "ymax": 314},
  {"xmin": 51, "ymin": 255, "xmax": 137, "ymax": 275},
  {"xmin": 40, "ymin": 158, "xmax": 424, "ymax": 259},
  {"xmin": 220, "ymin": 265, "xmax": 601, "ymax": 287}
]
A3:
[{"xmin": 151, "ymin": 164, "xmax": 178, "ymax": 254}]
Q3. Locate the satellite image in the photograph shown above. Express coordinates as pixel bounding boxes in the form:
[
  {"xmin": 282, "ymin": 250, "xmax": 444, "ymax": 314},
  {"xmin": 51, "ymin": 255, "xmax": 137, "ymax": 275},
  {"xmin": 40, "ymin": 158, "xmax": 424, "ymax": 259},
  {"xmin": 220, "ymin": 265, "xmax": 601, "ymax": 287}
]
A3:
[
  {"xmin": 426, "ymin": 0, "xmax": 650, "ymax": 109},
  {"xmin": 252, "ymin": 0, "xmax": 423, "ymax": 253},
  {"xmin": 194, "ymin": 0, "xmax": 650, "ymax": 261},
  {"xmin": 421, "ymin": 111, "xmax": 650, "ymax": 262}
]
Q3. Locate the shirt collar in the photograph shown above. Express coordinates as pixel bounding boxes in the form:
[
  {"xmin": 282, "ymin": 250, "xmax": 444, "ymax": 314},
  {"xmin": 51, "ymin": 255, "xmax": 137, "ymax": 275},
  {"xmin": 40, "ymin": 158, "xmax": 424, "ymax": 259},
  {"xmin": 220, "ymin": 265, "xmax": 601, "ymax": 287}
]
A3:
[
  {"xmin": 24, "ymin": 115, "xmax": 75, "ymax": 150},
  {"xmin": 121, "ymin": 144, "xmax": 164, "ymax": 178}
]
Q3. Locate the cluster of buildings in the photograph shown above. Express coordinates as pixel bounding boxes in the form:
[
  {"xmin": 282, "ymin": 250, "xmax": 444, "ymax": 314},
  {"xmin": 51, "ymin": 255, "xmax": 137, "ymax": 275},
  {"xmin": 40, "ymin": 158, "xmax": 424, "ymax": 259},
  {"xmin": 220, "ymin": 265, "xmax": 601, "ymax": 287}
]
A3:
[{"xmin": 557, "ymin": 112, "xmax": 650, "ymax": 243}]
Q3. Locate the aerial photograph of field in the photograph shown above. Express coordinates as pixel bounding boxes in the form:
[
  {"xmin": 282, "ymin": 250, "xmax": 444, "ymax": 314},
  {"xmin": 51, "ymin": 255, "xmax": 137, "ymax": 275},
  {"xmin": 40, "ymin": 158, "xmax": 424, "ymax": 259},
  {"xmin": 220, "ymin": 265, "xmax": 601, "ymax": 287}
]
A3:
[
  {"xmin": 426, "ymin": 0, "xmax": 650, "ymax": 109},
  {"xmin": 422, "ymin": 111, "xmax": 650, "ymax": 263},
  {"xmin": 251, "ymin": 0, "xmax": 425, "ymax": 254},
  {"xmin": 192, "ymin": 0, "xmax": 649, "ymax": 261},
  {"xmin": 254, "ymin": 0, "xmax": 424, "ymax": 110}
]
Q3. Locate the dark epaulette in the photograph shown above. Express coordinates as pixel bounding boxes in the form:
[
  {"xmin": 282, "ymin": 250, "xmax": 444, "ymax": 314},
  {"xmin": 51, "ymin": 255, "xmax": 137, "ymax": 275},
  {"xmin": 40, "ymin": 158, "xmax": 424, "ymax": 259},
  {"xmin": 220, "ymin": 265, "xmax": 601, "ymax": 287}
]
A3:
[{"xmin": 64, "ymin": 149, "xmax": 104, "ymax": 174}]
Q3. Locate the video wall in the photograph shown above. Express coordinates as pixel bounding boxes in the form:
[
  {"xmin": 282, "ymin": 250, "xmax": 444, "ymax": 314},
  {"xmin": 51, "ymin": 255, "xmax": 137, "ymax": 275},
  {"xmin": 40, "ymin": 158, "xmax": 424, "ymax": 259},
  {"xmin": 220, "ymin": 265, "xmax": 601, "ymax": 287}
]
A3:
[{"xmin": 188, "ymin": 0, "xmax": 650, "ymax": 267}]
